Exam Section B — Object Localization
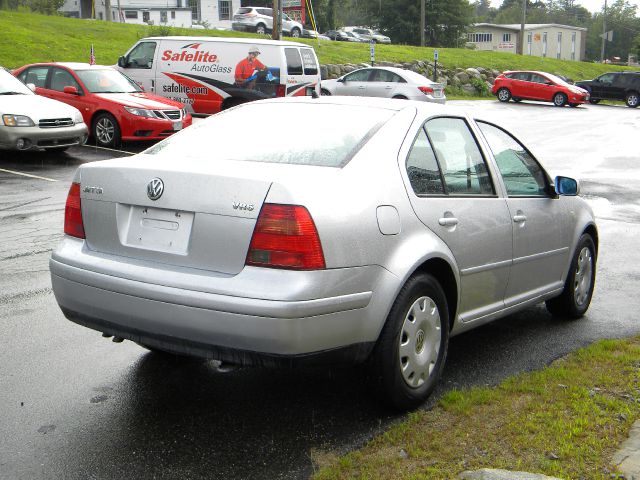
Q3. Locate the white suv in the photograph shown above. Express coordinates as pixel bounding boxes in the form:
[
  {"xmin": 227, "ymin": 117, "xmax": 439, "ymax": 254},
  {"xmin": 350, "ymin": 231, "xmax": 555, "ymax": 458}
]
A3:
[{"xmin": 232, "ymin": 7, "xmax": 303, "ymax": 38}]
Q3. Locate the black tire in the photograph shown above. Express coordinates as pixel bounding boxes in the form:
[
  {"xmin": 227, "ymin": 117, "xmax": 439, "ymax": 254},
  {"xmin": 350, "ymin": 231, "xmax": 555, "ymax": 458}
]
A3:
[
  {"xmin": 320, "ymin": 88, "xmax": 331, "ymax": 96},
  {"xmin": 371, "ymin": 273, "xmax": 449, "ymax": 411},
  {"xmin": 290, "ymin": 27, "xmax": 301, "ymax": 38},
  {"xmin": 546, "ymin": 233, "xmax": 596, "ymax": 319},
  {"xmin": 92, "ymin": 112, "xmax": 121, "ymax": 148},
  {"xmin": 497, "ymin": 87, "xmax": 511, "ymax": 103},
  {"xmin": 255, "ymin": 23, "xmax": 267, "ymax": 35},
  {"xmin": 392, "ymin": 95, "xmax": 408, "ymax": 100},
  {"xmin": 553, "ymin": 92, "xmax": 568, "ymax": 107},
  {"xmin": 589, "ymin": 98, "xmax": 600, "ymax": 104},
  {"xmin": 625, "ymin": 91, "xmax": 639, "ymax": 108}
]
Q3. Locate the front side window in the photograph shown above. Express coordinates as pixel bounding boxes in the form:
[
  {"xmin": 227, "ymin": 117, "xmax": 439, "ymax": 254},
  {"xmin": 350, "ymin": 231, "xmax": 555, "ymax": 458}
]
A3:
[
  {"xmin": 424, "ymin": 117, "xmax": 494, "ymax": 196},
  {"xmin": 344, "ymin": 69, "xmax": 371, "ymax": 82},
  {"xmin": 50, "ymin": 68, "xmax": 81, "ymax": 92},
  {"xmin": 126, "ymin": 41, "xmax": 157, "ymax": 69},
  {"xmin": 598, "ymin": 73, "xmax": 615, "ymax": 83},
  {"xmin": 477, "ymin": 121, "xmax": 548, "ymax": 197}
]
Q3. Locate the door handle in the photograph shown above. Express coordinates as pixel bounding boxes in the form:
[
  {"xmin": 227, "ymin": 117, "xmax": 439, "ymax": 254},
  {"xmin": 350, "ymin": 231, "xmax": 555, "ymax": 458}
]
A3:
[
  {"xmin": 438, "ymin": 217, "xmax": 459, "ymax": 227},
  {"xmin": 358, "ymin": 86, "xmax": 365, "ymax": 89},
  {"xmin": 513, "ymin": 214, "xmax": 527, "ymax": 223}
]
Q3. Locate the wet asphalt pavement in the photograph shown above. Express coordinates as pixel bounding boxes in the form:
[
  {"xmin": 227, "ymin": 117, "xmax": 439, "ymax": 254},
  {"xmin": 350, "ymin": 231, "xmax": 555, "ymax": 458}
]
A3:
[{"xmin": 1, "ymin": 101, "xmax": 639, "ymax": 479}]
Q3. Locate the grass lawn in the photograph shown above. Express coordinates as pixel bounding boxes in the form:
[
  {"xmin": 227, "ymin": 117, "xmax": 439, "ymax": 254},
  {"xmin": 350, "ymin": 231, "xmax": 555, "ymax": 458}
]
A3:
[{"xmin": 312, "ymin": 337, "xmax": 640, "ymax": 479}]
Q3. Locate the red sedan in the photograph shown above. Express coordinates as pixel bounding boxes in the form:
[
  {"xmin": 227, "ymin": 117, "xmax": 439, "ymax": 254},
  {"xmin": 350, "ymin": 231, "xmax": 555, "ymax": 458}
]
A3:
[
  {"xmin": 14, "ymin": 63, "xmax": 192, "ymax": 148},
  {"xmin": 492, "ymin": 70, "xmax": 590, "ymax": 107}
]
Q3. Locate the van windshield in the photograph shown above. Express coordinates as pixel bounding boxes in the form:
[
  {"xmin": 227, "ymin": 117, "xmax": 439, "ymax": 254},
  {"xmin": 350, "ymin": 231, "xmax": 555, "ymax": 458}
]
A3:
[{"xmin": 146, "ymin": 102, "xmax": 396, "ymax": 167}]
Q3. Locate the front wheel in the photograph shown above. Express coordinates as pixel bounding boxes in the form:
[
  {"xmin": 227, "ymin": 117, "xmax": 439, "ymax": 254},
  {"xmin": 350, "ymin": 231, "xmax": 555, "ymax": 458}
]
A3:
[
  {"xmin": 290, "ymin": 27, "xmax": 301, "ymax": 38},
  {"xmin": 320, "ymin": 88, "xmax": 331, "ymax": 96},
  {"xmin": 497, "ymin": 87, "xmax": 511, "ymax": 102},
  {"xmin": 589, "ymin": 98, "xmax": 600, "ymax": 104},
  {"xmin": 626, "ymin": 91, "xmax": 639, "ymax": 107},
  {"xmin": 546, "ymin": 233, "xmax": 596, "ymax": 319},
  {"xmin": 371, "ymin": 273, "xmax": 449, "ymax": 410},
  {"xmin": 92, "ymin": 112, "xmax": 121, "ymax": 148},
  {"xmin": 553, "ymin": 92, "xmax": 568, "ymax": 107}
]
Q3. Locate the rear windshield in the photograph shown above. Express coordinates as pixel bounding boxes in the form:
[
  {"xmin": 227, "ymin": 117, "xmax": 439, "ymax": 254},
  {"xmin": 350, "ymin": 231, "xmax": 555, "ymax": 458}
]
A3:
[
  {"xmin": 236, "ymin": 8, "xmax": 252, "ymax": 14},
  {"xmin": 146, "ymin": 103, "xmax": 396, "ymax": 167}
]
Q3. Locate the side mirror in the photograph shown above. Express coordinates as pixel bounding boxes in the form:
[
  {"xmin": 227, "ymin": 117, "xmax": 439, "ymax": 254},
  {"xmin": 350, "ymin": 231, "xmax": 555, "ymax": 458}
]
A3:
[
  {"xmin": 26, "ymin": 83, "xmax": 36, "ymax": 92},
  {"xmin": 117, "ymin": 56, "xmax": 127, "ymax": 68},
  {"xmin": 63, "ymin": 86, "xmax": 79, "ymax": 95},
  {"xmin": 337, "ymin": 77, "xmax": 345, "ymax": 83},
  {"xmin": 555, "ymin": 176, "xmax": 579, "ymax": 196}
]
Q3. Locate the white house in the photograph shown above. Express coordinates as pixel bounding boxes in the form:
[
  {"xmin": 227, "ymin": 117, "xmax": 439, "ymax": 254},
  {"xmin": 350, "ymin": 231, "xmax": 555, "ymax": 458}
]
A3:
[
  {"xmin": 467, "ymin": 23, "xmax": 587, "ymax": 62},
  {"xmin": 60, "ymin": 0, "xmax": 239, "ymax": 30}
]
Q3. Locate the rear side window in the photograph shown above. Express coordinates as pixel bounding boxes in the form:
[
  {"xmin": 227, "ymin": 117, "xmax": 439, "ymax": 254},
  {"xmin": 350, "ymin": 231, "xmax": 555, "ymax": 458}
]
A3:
[
  {"xmin": 146, "ymin": 103, "xmax": 395, "ymax": 167},
  {"xmin": 424, "ymin": 117, "xmax": 494, "ymax": 195},
  {"xmin": 285, "ymin": 48, "xmax": 303, "ymax": 75},
  {"xmin": 19, "ymin": 67, "xmax": 49, "ymax": 88},
  {"xmin": 300, "ymin": 49, "xmax": 318, "ymax": 75},
  {"xmin": 406, "ymin": 128, "xmax": 445, "ymax": 195}
]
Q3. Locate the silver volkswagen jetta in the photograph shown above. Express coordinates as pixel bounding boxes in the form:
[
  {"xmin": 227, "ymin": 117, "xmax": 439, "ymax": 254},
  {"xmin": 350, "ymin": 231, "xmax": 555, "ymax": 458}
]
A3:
[{"xmin": 50, "ymin": 96, "xmax": 597, "ymax": 410}]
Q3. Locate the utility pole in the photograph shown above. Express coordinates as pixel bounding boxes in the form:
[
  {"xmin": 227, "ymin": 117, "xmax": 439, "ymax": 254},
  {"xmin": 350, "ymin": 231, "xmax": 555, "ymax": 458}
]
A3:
[
  {"xmin": 518, "ymin": 0, "xmax": 527, "ymax": 54},
  {"xmin": 272, "ymin": 0, "xmax": 281, "ymax": 40},
  {"xmin": 420, "ymin": 0, "xmax": 425, "ymax": 47},
  {"xmin": 600, "ymin": 0, "xmax": 607, "ymax": 62},
  {"xmin": 105, "ymin": 0, "xmax": 111, "ymax": 21}
]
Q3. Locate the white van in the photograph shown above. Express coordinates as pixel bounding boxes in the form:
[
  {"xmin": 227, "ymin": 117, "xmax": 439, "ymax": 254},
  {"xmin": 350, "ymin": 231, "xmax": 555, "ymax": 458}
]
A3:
[{"xmin": 116, "ymin": 36, "xmax": 321, "ymax": 115}]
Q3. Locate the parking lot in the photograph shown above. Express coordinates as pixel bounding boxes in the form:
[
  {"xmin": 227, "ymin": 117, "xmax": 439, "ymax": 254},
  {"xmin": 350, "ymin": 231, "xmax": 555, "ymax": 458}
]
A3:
[{"xmin": 1, "ymin": 100, "xmax": 640, "ymax": 479}]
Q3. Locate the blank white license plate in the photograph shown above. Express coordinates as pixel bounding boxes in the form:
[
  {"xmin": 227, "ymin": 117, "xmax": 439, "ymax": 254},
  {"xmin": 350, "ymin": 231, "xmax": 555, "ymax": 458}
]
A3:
[{"xmin": 173, "ymin": 121, "xmax": 182, "ymax": 131}]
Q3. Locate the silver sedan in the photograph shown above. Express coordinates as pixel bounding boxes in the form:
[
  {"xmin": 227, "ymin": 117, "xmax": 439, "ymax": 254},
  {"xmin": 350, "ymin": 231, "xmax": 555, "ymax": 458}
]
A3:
[
  {"xmin": 321, "ymin": 66, "xmax": 446, "ymax": 103},
  {"xmin": 50, "ymin": 96, "xmax": 597, "ymax": 410}
]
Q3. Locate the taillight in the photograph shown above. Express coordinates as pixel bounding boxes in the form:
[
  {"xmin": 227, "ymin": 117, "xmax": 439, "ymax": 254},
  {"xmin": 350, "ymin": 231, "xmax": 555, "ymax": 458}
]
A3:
[
  {"xmin": 418, "ymin": 86, "xmax": 434, "ymax": 95},
  {"xmin": 246, "ymin": 204, "xmax": 325, "ymax": 270},
  {"xmin": 276, "ymin": 84, "xmax": 286, "ymax": 97},
  {"xmin": 64, "ymin": 182, "xmax": 85, "ymax": 239}
]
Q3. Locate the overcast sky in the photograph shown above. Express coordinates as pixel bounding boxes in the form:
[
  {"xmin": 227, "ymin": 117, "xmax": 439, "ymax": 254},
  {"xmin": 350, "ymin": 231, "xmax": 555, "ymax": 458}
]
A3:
[{"xmin": 492, "ymin": 0, "xmax": 640, "ymax": 14}]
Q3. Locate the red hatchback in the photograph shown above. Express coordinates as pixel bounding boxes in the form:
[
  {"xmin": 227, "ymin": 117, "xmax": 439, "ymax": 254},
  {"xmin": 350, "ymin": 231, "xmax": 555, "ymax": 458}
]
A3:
[
  {"xmin": 14, "ymin": 63, "xmax": 192, "ymax": 148},
  {"xmin": 492, "ymin": 70, "xmax": 590, "ymax": 107}
]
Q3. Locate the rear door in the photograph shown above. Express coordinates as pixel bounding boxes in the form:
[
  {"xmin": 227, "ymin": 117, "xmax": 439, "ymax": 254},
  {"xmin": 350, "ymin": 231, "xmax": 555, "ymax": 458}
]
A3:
[
  {"xmin": 366, "ymin": 68, "xmax": 402, "ymax": 98},
  {"xmin": 402, "ymin": 116, "xmax": 513, "ymax": 321}
]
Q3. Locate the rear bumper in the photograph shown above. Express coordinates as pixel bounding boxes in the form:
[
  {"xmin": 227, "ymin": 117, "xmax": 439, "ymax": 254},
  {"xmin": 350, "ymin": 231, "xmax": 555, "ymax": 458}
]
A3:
[
  {"xmin": 0, "ymin": 123, "xmax": 88, "ymax": 150},
  {"xmin": 50, "ymin": 238, "xmax": 396, "ymax": 364}
]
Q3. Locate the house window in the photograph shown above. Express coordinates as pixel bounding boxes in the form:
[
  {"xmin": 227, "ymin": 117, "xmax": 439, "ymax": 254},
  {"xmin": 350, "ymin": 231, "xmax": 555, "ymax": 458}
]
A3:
[
  {"xmin": 112, "ymin": 11, "xmax": 115, "ymax": 20},
  {"xmin": 557, "ymin": 32, "xmax": 562, "ymax": 59},
  {"xmin": 160, "ymin": 10, "xmax": 167, "ymax": 23},
  {"xmin": 142, "ymin": 10, "xmax": 150, "ymax": 23},
  {"xmin": 467, "ymin": 33, "xmax": 492, "ymax": 43},
  {"xmin": 189, "ymin": 0, "xmax": 199, "ymax": 20},
  {"xmin": 503, "ymin": 33, "xmax": 511, "ymax": 42},
  {"xmin": 171, "ymin": 11, "xmax": 175, "ymax": 19},
  {"xmin": 542, "ymin": 32, "xmax": 547, "ymax": 57},
  {"xmin": 527, "ymin": 32, "xmax": 532, "ymax": 55},
  {"xmin": 571, "ymin": 32, "xmax": 576, "ymax": 60},
  {"xmin": 218, "ymin": 1, "xmax": 230, "ymax": 20},
  {"xmin": 125, "ymin": 10, "xmax": 137, "ymax": 19}
]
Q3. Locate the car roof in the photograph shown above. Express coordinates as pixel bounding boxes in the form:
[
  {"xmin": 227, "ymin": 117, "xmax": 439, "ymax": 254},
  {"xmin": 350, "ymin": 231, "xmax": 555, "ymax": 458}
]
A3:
[
  {"xmin": 347, "ymin": 66, "xmax": 437, "ymax": 84},
  {"xmin": 139, "ymin": 35, "xmax": 307, "ymax": 48},
  {"xmin": 19, "ymin": 62, "xmax": 115, "ymax": 71}
]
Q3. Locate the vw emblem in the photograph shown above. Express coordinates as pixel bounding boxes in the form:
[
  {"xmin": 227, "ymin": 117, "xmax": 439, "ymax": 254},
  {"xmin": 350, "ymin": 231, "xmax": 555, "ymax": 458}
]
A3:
[
  {"xmin": 147, "ymin": 178, "xmax": 164, "ymax": 201},
  {"xmin": 415, "ymin": 330, "xmax": 425, "ymax": 354}
]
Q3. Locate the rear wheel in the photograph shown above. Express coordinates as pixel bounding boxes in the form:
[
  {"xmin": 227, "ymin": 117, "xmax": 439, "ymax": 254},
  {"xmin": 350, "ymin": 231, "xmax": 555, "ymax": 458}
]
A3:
[
  {"xmin": 546, "ymin": 233, "xmax": 596, "ymax": 319},
  {"xmin": 392, "ymin": 95, "xmax": 408, "ymax": 100},
  {"xmin": 290, "ymin": 27, "xmax": 301, "ymax": 38},
  {"xmin": 497, "ymin": 87, "xmax": 511, "ymax": 102},
  {"xmin": 553, "ymin": 92, "xmax": 568, "ymax": 107},
  {"xmin": 255, "ymin": 23, "xmax": 267, "ymax": 35},
  {"xmin": 371, "ymin": 273, "xmax": 449, "ymax": 410},
  {"xmin": 92, "ymin": 112, "xmax": 121, "ymax": 148},
  {"xmin": 625, "ymin": 91, "xmax": 639, "ymax": 107}
]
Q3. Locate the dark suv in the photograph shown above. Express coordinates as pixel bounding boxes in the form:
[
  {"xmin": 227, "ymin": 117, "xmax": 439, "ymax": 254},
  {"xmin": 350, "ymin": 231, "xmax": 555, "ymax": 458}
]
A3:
[{"xmin": 576, "ymin": 72, "xmax": 640, "ymax": 107}]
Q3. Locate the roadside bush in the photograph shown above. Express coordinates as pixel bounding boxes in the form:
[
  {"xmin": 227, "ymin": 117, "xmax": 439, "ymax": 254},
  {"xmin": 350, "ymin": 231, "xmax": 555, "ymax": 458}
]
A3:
[{"xmin": 471, "ymin": 76, "xmax": 490, "ymax": 96}]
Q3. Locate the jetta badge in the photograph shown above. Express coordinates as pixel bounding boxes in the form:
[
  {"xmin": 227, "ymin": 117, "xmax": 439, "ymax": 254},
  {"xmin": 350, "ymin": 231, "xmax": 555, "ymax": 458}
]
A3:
[{"xmin": 147, "ymin": 178, "xmax": 164, "ymax": 201}]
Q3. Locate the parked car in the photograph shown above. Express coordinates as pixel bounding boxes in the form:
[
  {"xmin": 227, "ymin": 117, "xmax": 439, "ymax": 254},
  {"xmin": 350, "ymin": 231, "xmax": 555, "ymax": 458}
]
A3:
[
  {"xmin": 492, "ymin": 70, "xmax": 589, "ymax": 107},
  {"xmin": 343, "ymin": 30, "xmax": 368, "ymax": 42},
  {"xmin": 49, "ymin": 96, "xmax": 597, "ymax": 410},
  {"xmin": 14, "ymin": 63, "xmax": 192, "ymax": 148},
  {"xmin": 232, "ymin": 6, "xmax": 302, "ymax": 37},
  {"xmin": 323, "ymin": 30, "xmax": 354, "ymax": 42},
  {"xmin": 301, "ymin": 28, "xmax": 330, "ymax": 41},
  {"xmin": 0, "ymin": 66, "xmax": 87, "ymax": 152},
  {"xmin": 343, "ymin": 26, "xmax": 391, "ymax": 44},
  {"xmin": 321, "ymin": 66, "xmax": 446, "ymax": 104},
  {"xmin": 575, "ymin": 72, "xmax": 640, "ymax": 107}
]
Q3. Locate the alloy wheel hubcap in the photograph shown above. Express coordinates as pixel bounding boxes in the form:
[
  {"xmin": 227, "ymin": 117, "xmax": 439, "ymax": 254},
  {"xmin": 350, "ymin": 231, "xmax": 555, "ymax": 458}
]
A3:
[
  {"xmin": 96, "ymin": 118, "xmax": 114, "ymax": 144},
  {"xmin": 499, "ymin": 90, "xmax": 509, "ymax": 100},
  {"xmin": 574, "ymin": 246, "xmax": 593, "ymax": 306},
  {"xmin": 399, "ymin": 296, "xmax": 441, "ymax": 388},
  {"xmin": 630, "ymin": 95, "xmax": 638, "ymax": 106}
]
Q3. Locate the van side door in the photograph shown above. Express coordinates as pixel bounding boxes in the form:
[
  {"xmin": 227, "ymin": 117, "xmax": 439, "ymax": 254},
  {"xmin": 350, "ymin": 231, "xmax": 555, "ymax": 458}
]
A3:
[{"xmin": 117, "ymin": 41, "xmax": 158, "ymax": 93}]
